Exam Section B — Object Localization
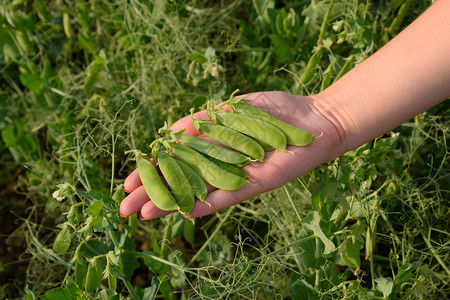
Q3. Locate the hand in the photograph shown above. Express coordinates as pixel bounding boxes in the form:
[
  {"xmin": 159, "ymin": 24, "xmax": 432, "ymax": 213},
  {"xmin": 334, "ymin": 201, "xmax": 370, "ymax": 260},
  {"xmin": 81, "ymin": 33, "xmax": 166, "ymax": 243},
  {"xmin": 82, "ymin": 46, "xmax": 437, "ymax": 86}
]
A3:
[{"xmin": 120, "ymin": 91, "xmax": 342, "ymax": 219}]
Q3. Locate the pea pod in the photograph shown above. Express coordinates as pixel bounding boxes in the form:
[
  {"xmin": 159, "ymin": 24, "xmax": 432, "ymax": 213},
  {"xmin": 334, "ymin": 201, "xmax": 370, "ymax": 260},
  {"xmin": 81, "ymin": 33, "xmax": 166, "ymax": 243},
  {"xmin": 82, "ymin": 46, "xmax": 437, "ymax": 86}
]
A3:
[
  {"xmin": 52, "ymin": 223, "xmax": 72, "ymax": 255},
  {"xmin": 157, "ymin": 151, "xmax": 195, "ymax": 217},
  {"xmin": 192, "ymin": 117, "xmax": 265, "ymax": 162},
  {"xmin": 253, "ymin": 138, "xmax": 275, "ymax": 152},
  {"xmin": 389, "ymin": 0, "xmax": 413, "ymax": 35},
  {"xmin": 318, "ymin": 0, "xmax": 334, "ymax": 44},
  {"xmin": 300, "ymin": 47, "xmax": 324, "ymax": 84},
  {"xmin": 176, "ymin": 160, "xmax": 208, "ymax": 203},
  {"xmin": 208, "ymin": 156, "xmax": 249, "ymax": 179},
  {"xmin": 170, "ymin": 143, "xmax": 248, "ymax": 191},
  {"xmin": 178, "ymin": 134, "xmax": 251, "ymax": 165},
  {"xmin": 215, "ymin": 112, "xmax": 287, "ymax": 152},
  {"xmin": 332, "ymin": 54, "xmax": 355, "ymax": 84},
  {"xmin": 232, "ymin": 102, "xmax": 316, "ymax": 146},
  {"xmin": 85, "ymin": 256, "xmax": 105, "ymax": 293},
  {"xmin": 131, "ymin": 150, "xmax": 179, "ymax": 212},
  {"xmin": 320, "ymin": 59, "xmax": 335, "ymax": 92}
]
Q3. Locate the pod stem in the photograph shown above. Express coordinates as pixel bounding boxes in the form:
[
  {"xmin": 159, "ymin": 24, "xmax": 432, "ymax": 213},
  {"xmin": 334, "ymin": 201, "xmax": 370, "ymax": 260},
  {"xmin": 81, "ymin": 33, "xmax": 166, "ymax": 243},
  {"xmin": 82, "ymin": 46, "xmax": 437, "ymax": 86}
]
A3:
[
  {"xmin": 190, "ymin": 107, "xmax": 212, "ymax": 131},
  {"xmin": 221, "ymin": 88, "xmax": 250, "ymax": 112},
  {"xmin": 124, "ymin": 149, "xmax": 146, "ymax": 161},
  {"xmin": 206, "ymin": 100, "xmax": 221, "ymax": 122}
]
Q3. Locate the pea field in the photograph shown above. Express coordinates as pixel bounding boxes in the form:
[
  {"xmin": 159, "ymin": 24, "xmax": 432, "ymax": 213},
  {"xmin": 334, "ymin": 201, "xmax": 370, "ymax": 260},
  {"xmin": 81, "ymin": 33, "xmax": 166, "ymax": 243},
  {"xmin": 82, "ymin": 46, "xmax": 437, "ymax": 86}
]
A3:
[{"xmin": 1, "ymin": 0, "xmax": 449, "ymax": 299}]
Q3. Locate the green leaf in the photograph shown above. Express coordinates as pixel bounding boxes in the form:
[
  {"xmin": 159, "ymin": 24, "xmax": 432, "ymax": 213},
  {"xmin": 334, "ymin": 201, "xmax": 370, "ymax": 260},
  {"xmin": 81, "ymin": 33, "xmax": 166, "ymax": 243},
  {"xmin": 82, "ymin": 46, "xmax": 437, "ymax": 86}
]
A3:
[
  {"xmin": 291, "ymin": 278, "xmax": 319, "ymax": 300},
  {"xmin": 155, "ymin": 274, "xmax": 175, "ymax": 300},
  {"xmin": 341, "ymin": 234, "xmax": 361, "ymax": 269},
  {"xmin": 151, "ymin": 231, "xmax": 161, "ymax": 254},
  {"xmin": 183, "ymin": 219, "xmax": 195, "ymax": 247},
  {"xmin": 86, "ymin": 199, "xmax": 103, "ymax": 216},
  {"xmin": 394, "ymin": 261, "xmax": 421, "ymax": 292},
  {"xmin": 0, "ymin": 25, "xmax": 8, "ymax": 49},
  {"xmin": 269, "ymin": 34, "xmax": 293, "ymax": 64},
  {"xmin": 170, "ymin": 217, "xmax": 185, "ymax": 239},
  {"xmin": 106, "ymin": 250, "xmax": 126, "ymax": 279},
  {"xmin": 40, "ymin": 287, "xmax": 72, "ymax": 300},
  {"xmin": 142, "ymin": 250, "xmax": 169, "ymax": 274},
  {"xmin": 375, "ymin": 277, "xmax": 393, "ymax": 298},
  {"xmin": 1, "ymin": 27, "xmax": 20, "ymax": 61},
  {"xmin": 98, "ymin": 289, "xmax": 119, "ymax": 300},
  {"xmin": 1, "ymin": 126, "xmax": 16, "ymax": 147},
  {"xmin": 296, "ymin": 228, "xmax": 325, "ymax": 271},
  {"xmin": 75, "ymin": 259, "xmax": 87, "ymax": 289},
  {"xmin": 252, "ymin": 0, "xmax": 275, "ymax": 20},
  {"xmin": 311, "ymin": 182, "xmax": 341, "ymax": 220},
  {"xmin": 19, "ymin": 73, "xmax": 42, "ymax": 95},
  {"xmin": 303, "ymin": 212, "xmax": 336, "ymax": 256},
  {"xmin": 142, "ymin": 278, "xmax": 158, "ymax": 299},
  {"xmin": 121, "ymin": 252, "xmax": 140, "ymax": 280},
  {"xmin": 77, "ymin": 240, "xmax": 112, "ymax": 259}
]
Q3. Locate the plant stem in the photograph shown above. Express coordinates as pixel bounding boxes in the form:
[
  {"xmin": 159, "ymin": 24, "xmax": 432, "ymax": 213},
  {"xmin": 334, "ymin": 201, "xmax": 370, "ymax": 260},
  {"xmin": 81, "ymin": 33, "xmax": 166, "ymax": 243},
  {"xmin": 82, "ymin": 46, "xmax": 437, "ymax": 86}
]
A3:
[
  {"xmin": 160, "ymin": 214, "xmax": 174, "ymax": 258},
  {"xmin": 123, "ymin": 278, "xmax": 140, "ymax": 300},
  {"xmin": 187, "ymin": 206, "xmax": 234, "ymax": 266},
  {"xmin": 283, "ymin": 185, "xmax": 302, "ymax": 222}
]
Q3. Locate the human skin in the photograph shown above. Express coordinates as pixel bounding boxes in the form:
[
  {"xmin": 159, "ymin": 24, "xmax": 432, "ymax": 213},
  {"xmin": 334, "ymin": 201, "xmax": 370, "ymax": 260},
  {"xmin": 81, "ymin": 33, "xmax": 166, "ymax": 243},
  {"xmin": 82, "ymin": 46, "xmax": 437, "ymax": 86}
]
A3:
[{"xmin": 120, "ymin": 0, "xmax": 450, "ymax": 220}]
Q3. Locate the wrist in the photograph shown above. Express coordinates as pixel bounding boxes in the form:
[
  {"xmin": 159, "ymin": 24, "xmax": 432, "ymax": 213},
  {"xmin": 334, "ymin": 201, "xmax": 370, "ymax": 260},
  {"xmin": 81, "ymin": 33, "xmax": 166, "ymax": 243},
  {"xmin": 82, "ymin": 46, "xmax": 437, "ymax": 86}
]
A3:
[{"xmin": 307, "ymin": 93, "xmax": 355, "ymax": 162}]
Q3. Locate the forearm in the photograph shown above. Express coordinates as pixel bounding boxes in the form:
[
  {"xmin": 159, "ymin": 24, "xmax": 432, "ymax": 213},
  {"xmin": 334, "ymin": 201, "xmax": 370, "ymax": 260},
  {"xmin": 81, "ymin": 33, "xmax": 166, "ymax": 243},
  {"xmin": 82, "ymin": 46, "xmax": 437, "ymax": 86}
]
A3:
[{"xmin": 315, "ymin": 0, "xmax": 450, "ymax": 157}]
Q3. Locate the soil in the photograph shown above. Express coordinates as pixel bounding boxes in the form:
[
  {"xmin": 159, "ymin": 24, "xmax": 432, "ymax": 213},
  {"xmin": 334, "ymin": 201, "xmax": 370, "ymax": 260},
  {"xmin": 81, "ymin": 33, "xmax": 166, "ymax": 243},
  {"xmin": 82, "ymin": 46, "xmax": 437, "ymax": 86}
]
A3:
[{"xmin": 0, "ymin": 199, "xmax": 31, "ymax": 299}]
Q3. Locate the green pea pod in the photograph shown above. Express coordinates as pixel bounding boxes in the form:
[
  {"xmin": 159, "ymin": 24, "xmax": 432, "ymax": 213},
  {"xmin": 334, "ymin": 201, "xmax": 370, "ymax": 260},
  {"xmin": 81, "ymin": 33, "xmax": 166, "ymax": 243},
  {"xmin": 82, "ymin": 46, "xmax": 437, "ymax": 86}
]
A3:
[
  {"xmin": 135, "ymin": 151, "xmax": 179, "ymax": 211},
  {"xmin": 193, "ymin": 120, "xmax": 265, "ymax": 162},
  {"xmin": 63, "ymin": 12, "xmax": 75, "ymax": 39},
  {"xmin": 178, "ymin": 134, "xmax": 250, "ymax": 165},
  {"xmin": 157, "ymin": 151, "xmax": 195, "ymax": 217},
  {"xmin": 170, "ymin": 143, "xmax": 248, "ymax": 191},
  {"xmin": 75, "ymin": 259, "xmax": 87, "ymax": 289},
  {"xmin": 233, "ymin": 102, "xmax": 316, "ymax": 146},
  {"xmin": 318, "ymin": 0, "xmax": 334, "ymax": 44},
  {"xmin": 332, "ymin": 54, "xmax": 355, "ymax": 84},
  {"xmin": 253, "ymin": 138, "xmax": 275, "ymax": 152},
  {"xmin": 52, "ymin": 223, "xmax": 72, "ymax": 255},
  {"xmin": 300, "ymin": 47, "xmax": 324, "ymax": 84},
  {"xmin": 176, "ymin": 160, "xmax": 208, "ymax": 203},
  {"xmin": 215, "ymin": 112, "xmax": 287, "ymax": 151},
  {"xmin": 208, "ymin": 156, "xmax": 249, "ymax": 179},
  {"xmin": 85, "ymin": 257, "xmax": 104, "ymax": 293},
  {"xmin": 389, "ymin": 0, "xmax": 413, "ymax": 35},
  {"xmin": 320, "ymin": 60, "xmax": 335, "ymax": 92}
]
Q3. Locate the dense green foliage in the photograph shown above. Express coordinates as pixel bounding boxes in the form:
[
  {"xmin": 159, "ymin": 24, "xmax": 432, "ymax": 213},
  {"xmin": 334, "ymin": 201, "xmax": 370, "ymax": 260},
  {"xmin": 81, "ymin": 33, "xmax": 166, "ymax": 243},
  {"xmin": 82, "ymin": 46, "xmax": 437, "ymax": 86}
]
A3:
[{"xmin": 1, "ymin": 0, "xmax": 448, "ymax": 299}]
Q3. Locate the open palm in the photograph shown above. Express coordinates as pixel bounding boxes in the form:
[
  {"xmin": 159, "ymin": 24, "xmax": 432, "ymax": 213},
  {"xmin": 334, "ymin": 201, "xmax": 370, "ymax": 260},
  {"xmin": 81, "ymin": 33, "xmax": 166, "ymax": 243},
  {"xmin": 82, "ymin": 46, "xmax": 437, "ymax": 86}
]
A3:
[{"xmin": 120, "ymin": 91, "xmax": 341, "ymax": 219}]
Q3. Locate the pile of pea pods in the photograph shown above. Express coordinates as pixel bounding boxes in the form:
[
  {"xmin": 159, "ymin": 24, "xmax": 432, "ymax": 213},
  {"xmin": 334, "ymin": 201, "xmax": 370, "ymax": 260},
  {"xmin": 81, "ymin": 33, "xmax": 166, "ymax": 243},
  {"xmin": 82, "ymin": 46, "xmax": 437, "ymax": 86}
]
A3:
[{"xmin": 128, "ymin": 91, "xmax": 316, "ymax": 218}]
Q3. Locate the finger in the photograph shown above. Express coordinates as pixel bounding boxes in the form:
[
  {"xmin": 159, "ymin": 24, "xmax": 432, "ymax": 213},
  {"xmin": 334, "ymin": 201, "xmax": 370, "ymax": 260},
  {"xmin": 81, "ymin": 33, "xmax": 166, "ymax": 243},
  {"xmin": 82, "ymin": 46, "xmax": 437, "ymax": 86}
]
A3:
[
  {"xmin": 120, "ymin": 185, "xmax": 150, "ymax": 217},
  {"xmin": 124, "ymin": 168, "xmax": 142, "ymax": 193},
  {"xmin": 140, "ymin": 200, "xmax": 175, "ymax": 220},
  {"xmin": 170, "ymin": 102, "xmax": 233, "ymax": 135},
  {"xmin": 170, "ymin": 110, "xmax": 208, "ymax": 136}
]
